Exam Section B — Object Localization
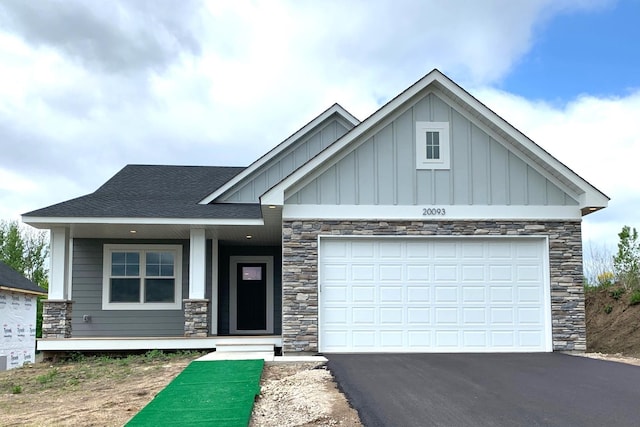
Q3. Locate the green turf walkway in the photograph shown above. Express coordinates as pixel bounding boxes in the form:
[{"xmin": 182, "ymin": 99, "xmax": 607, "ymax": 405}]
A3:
[{"xmin": 126, "ymin": 359, "xmax": 264, "ymax": 427}]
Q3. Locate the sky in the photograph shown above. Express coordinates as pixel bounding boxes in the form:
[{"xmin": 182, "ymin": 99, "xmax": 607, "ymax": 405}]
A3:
[{"xmin": 0, "ymin": 0, "xmax": 638, "ymax": 255}]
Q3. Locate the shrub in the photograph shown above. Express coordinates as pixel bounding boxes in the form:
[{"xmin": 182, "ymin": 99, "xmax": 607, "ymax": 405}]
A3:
[
  {"xmin": 597, "ymin": 271, "xmax": 615, "ymax": 287},
  {"xmin": 604, "ymin": 305, "xmax": 613, "ymax": 314},
  {"xmin": 630, "ymin": 290, "xmax": 640, "ymax": 306},
  {"xmin": 609, "ymin": 287, "xmax": 625, "ymax": 300},
  {"xmin": 11, "ymin": 384, "xmax": 22, "ymax": 394}
]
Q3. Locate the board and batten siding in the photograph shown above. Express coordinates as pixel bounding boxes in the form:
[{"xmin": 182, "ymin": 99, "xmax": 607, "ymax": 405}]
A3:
[
  {"xmin": 286, "ymin": 93, "xmax": 578, "ymax": 207},
  {"xmin": 70, "ymin": 239, "xmax": 189, "ymax": 337},
  {"xmin": 222, "ymin": 116, "xmax": 353, "ymax": 203}
]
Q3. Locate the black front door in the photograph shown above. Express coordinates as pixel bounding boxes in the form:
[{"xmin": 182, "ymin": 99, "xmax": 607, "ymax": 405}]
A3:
[{"xmin": 236, "ymin": 263, "xmax": 267, "ymax": 331}]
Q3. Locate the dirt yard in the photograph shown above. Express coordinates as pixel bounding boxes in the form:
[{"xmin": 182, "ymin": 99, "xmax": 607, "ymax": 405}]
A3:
[
  {"xmin": 0, "ymin": 352, "xmax": 360, "ymax": 426},
  {"xmin": 585, "ymin": 285, "xmax": 640, "ymax": 357}
]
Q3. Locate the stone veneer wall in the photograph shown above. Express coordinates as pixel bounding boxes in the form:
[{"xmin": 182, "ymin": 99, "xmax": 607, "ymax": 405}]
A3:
[
  {"xmin": 42, "ymin": 300, "xmax": 73, "ymax": 339},
  {"xmin": 184, "ymin": 299, "xmax": 209, "ymax": 337},
  {"xmin": 282, "ymin": 220, "xmax": 584, "ymax": 353}
]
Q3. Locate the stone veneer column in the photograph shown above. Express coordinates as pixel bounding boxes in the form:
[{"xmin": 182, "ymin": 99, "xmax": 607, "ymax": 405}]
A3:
[
  {"xmin": 281, "ymin": 220, "xmax": 586, "ymax": 353},
  {"xmin": 184, "ymin": 299, "xmax": 209, "ymax": 337},
  {"xmin": 42, "ymin": 300, "xmax": 73, "ymax": 339}
]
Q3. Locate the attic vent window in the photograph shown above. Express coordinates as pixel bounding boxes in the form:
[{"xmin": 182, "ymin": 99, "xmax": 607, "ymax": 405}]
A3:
[
  {"xmin": 416, "ymin": 122, "xmax": 450, "ymax": 170},
  {"xmin": 426, "ymin": 131, "xmax": 440, "ymax": 159}
]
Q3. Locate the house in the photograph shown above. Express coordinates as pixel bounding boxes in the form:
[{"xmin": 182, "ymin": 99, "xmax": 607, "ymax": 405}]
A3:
[
  {"xmin": 0, "ymin": 260, "xmax": 47, "ymax": 369},
  {"xmin": 23, "ymin": 69, "xmax": 608, "ymax": 354}
]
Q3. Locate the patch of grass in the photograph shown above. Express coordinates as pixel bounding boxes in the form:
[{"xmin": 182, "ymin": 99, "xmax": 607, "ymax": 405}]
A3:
[
  {"xmin": 629, "ymin": 290, "xmax": 640, "ymax": 306},
  {"xmin": 11, "ymin": 384, "xmax": 22, "ymax": 394},
  {"xmin": 36, "ymin": 368, "xmax": 58, "ymax": 385},
  {"xmin": 609, "ymin": 287, "xmax": 626, "ymax": 300},
  {"xmin": 604, "ymin": 304, "xmax": 613, "ymax": 314}
]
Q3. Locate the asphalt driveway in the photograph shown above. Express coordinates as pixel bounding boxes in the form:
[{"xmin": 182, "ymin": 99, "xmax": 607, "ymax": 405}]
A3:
[{"xmin": 326, "ymin": 353, "xmax": 640, "ymax": 427}]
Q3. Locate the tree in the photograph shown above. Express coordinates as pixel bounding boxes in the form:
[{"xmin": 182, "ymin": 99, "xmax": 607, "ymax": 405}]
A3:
[
  {"xmin": 0, "ymin": 220, "xmax": 49, "ymax": 337},
  {"xmin": 0, "ymin": 220, "xmax": 48, "ymax": 288},
  {"xmin": 613, "ymin": 225, "xmax": 640, "ymax": 290}
]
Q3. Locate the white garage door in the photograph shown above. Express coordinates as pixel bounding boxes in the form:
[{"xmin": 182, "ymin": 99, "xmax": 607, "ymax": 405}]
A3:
[{"xmin": 319, "ymin": 238, "xmax": 551, "ymax": 353}]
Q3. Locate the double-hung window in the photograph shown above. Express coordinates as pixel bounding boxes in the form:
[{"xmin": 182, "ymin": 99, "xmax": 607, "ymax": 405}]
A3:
[
  {"xmin": 416, "ymin": 121, "xmax": 450, "ymax": 169},
  {"xmin": 102, "ymin": 244, "xmax": 182, "ymax": 310}
]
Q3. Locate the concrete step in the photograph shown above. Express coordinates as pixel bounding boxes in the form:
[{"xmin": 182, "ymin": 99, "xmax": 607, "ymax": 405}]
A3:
[{"xmin": 215, "ymin": 343, "xmax": 275, "ymax": 353}]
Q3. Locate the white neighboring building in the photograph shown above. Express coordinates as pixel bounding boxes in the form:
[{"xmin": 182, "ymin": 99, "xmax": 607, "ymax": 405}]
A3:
[{"xmin": 0, "ymin": 260, "xmax": 47, "ymax": 370}]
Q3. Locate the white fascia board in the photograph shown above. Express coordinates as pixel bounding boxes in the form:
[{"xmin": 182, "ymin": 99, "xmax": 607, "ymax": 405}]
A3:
[
  {"xmin": 283, "ymin": 205, "xmax": 583, "ymax": 221},
  {"xmin": 199, "ymin": 104, "xmax": 360, "ymax": 205},
  {"xmin": 22, "ymin": 216, "xmax": 264, "ymax": 226}
]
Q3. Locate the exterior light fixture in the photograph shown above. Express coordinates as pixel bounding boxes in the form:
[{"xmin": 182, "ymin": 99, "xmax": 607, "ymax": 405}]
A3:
[{"xmin": 246, "ymin": 235, "xmax": 253, "ymax": 239}]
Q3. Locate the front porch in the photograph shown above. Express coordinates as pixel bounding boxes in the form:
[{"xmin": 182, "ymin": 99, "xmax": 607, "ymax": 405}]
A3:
[{"xmin": 37, "ymin": 335, "xmax": 283, "ymax": 352}]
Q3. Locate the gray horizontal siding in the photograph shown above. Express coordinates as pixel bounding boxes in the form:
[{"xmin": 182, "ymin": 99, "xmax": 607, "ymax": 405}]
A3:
[
  {"xmin": 71, "ymin": 239, "xmax": 188, "ymax": 337},
  {"xmin": 287, "ymin": 93, "xmax": 579, "ymax": 207},
  {"xmin": 223, "ymin": 116, "xmax": 352, "ymax": 202}
]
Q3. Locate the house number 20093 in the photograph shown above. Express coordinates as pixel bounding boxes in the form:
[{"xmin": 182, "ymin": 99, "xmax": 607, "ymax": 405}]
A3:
[{"xmin": 422, "ymin": 208, "xmax": 446, "ymax": 216}]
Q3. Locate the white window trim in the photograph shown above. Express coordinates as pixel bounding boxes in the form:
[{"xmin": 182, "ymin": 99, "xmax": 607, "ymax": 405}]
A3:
[
  {"xmin": 102, "ymin": 244, "xmax": 182, "ymax": 310},
  {"xmin": 416, "ymin": 121, "xmax": 450, "ymax": 170}
]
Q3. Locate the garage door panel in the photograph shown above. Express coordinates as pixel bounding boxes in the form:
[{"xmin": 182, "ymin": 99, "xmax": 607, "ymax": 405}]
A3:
[
  {"xmin": 435, "ymin": 286, "xmax": 458, "ymax": 303},
  {"xmin": 352, "ymin": 308, "xmax": 375, "ymax": 324},
  {"xmin": 407, "ymin": 286, "xmax": 430, "ymax": 302},
  {"xmin": 380, "ymin": 308, "xmax": 403, "ymax": 324},
  {"xmin": 324, "ymin": 307, "xmax": 348, "ymax": 324},
  {"xmin": 323, "ymin": 286, "xmax": 348, "ymax": 303},
  {"xmin": 408, "ymin": 331, "xmax": 430, "ymax": 347},
  {"xmin": 406, "ymin": 242, "xmax": 430, "ymax": 258},
  {"xmin": 319, "ymin": 238, "xmax": 549, "ymax": 353},
  {"xmin": 380, "ymin": 330, "xmax": 404, "ymax": 347},
  {"xmin": 489, "ymin": 265, "xmax": 513, "ymax": 281},
  {"xmin": 518, "ymin": 307, "xmax": 542, "ymax": 324},
  {"xmin": 517, "ymin": 265, "xmax": 541, "ymax": 281},
  {"xmin": 491, "ymin": 331, "xmax": 515, "ymax": 347},
  {"xmin": 463, "ymin": 331, "xmax": 487, "ymax": 347},
  {"xmin": 463, "ymin": 308, "xmax": 486, "ymax": 324},
  {"xmin": 435, "ymin": 330, "xmax": 459, "ymax": 346},
  {"xmin": 462, "ymin": 286, "xmax": 486, "ymax": 303},
  {"xmin": 380, "ymin": 286, "xmax": 403, "ymax": 303},
  {"xmin": 352, "ymin": 286, "xmax": 375, "ymax": 302},
  {"xmin": 407, "ymin": 264, "xmax": 429, "ymax": 281},
  {"xmin": 379, "ymin": 242, "xmax": 403, "ymax": 258},
  {"xmin": 461, "ymin": 242, "xmax": 484, "ymax": 258},
  {"xmin": 380, "ymin": 264, "xmax": 403, "ymax": 281},
  {"xmin": 323, "ymin": 264, "xmax": 348, "ymax": 280},
  {"xmin": 462, "ymin": 265, "xmax": 485, "ymax": 281},
  {"xmin": 352, "ymin": 331, "xmax": 376, "ymax": 347},
  {"xmin": 491, "ymin": 308, "xmax": 515, "ymax": 324},
  {"xmin": 434, "ymin": 265, "xmax": 458, "ymax": 281},
  {"xmin": 352, "ymin": 265, "xmax": 375, "ymax": 281},
  {"xmin": 435, "ymin": 308, "xmax": 458, "ymax": 324},
  {"xmin": 490, "ymin": 286, "xmax": 514, "ymax": 303},
  {"xmin": 407, "ymin": 307, "xmax": 430, "ymax": 324}
]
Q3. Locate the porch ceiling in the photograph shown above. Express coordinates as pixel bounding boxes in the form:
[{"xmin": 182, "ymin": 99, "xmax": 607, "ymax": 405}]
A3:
[{"xmin": 57, "ymin": 206, "xmax": 284, "ymax": 245}]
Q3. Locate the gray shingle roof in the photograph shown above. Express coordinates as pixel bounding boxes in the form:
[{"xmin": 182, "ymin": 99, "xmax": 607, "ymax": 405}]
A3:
[
  {"xmin": 0, "ymin": 261, "xmax": 47, "ymax": 295},
  {"xmin": 23, "ymin": 165, "xmax": 262, "ymax": 219}
]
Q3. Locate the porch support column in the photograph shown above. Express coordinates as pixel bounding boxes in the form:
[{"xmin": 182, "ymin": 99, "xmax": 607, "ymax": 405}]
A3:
[
  {"xmin": 43, "ymin": 227, "xmax": 72, "ymax": 339},
  {"xmin": 189, "ymin": 228, "xmax": 206, "ymax": 299},
  {"xmin": 185, "ymin": 228, "xmax": 208, "ymax": 337},
  {"xmin": 210, "ymin": 238, "xmax": 219, "ymax": 335}
]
